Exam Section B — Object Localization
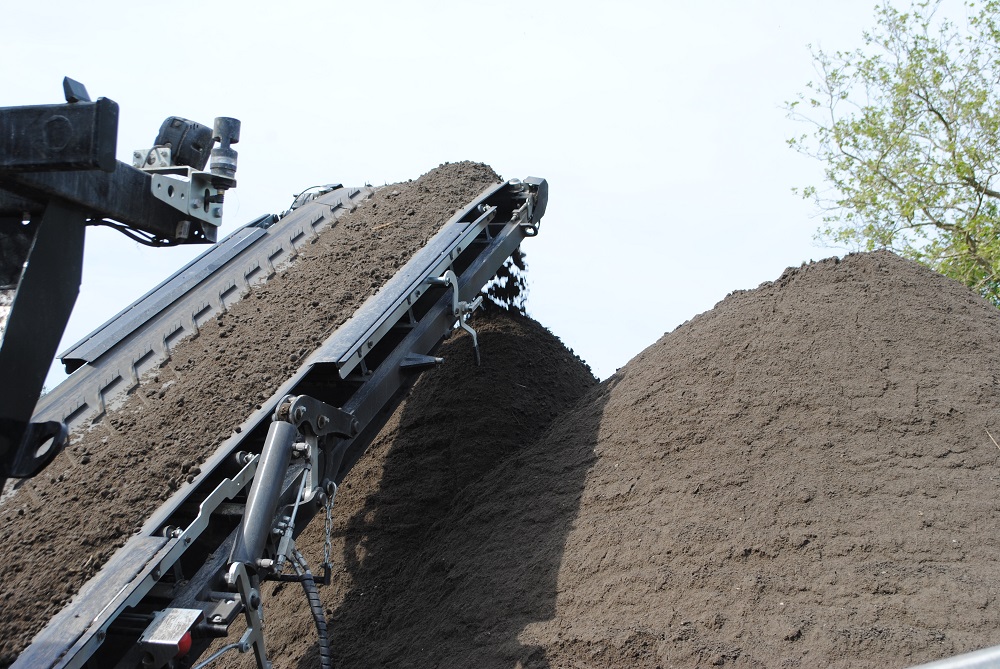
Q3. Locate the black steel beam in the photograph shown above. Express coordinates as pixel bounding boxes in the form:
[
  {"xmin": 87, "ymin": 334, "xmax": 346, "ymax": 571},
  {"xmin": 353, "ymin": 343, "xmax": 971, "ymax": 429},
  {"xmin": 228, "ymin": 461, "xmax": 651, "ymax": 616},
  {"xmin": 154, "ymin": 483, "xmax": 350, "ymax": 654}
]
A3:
[
  {"xmin": 0, "ymin": 200, "xmax": 85, "ymax": 486},
  {"xmin": 0, "ymin": 97, "xmax": 118, "ymax": 173},
  {"xmin": 0, "ymin": 161, "xmax": 218, "ymax": 244}
]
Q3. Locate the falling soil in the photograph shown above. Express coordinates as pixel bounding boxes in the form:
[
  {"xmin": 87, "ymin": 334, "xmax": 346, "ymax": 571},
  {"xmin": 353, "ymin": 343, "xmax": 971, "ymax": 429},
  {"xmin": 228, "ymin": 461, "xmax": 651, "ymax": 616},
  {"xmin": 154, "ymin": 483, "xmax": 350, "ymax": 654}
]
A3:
[
  {"xmin": 0, "ymin": 161, "xmax": 502, "ymax": 665},
  {"xmin": 263, "ymin": 251, "xmax": 1000, "ymax": 668}
]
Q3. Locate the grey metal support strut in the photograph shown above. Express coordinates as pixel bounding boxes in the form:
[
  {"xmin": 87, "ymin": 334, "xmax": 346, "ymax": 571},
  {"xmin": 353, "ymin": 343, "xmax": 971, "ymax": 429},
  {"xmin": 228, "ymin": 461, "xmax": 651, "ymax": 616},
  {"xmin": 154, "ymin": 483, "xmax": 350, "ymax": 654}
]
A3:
[
  {"xmin": 230, "ymin": 418, "xmax": 297, "ymax": 568},
  {"xmin": 230, "ymin": 394, "xmax": 357, "ymax": 569}
]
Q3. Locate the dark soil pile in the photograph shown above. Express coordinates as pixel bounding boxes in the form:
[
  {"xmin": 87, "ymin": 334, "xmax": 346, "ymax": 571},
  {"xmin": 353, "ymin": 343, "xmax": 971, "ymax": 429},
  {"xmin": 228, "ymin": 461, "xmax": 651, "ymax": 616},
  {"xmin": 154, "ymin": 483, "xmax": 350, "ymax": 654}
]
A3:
[
  {"xmin": 309, "ymin": 251, "xmax": 1000, "ymax": 668},
  {"xmin": 0, "ymin": 162, "xmax": 502, "ymax": 665},
  {"xmin": 215, "ymin": 312, "xmax": 597, "ymax": 669}
]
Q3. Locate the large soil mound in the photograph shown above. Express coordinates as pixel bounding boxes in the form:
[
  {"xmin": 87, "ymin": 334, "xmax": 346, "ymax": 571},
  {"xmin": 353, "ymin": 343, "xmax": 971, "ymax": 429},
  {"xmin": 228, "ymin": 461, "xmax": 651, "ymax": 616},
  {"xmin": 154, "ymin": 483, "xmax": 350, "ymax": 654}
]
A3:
[
  {"xmin": 0, "ymin": 162, "xmax": 502, "ymax": 665},
  {"xmin": 321, "ymin": 251, "xmax": 1000, "ymax": 668}
]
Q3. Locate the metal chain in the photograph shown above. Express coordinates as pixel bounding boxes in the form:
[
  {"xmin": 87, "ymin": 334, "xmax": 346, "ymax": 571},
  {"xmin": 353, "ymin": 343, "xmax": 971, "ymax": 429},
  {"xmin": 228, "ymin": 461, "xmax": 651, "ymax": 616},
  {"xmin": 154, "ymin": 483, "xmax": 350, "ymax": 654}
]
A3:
[{"xmin": 323, "ymin": 484, "xmax": 335, "ymax": 570}]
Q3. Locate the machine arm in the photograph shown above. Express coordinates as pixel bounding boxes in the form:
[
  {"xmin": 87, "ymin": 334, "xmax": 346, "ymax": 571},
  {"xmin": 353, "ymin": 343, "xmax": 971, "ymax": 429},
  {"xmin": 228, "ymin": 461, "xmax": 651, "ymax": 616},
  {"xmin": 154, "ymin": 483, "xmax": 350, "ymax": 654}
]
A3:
[{"xmin": 0, "ymin": 79, "xmax": 240, "ymax": 493}]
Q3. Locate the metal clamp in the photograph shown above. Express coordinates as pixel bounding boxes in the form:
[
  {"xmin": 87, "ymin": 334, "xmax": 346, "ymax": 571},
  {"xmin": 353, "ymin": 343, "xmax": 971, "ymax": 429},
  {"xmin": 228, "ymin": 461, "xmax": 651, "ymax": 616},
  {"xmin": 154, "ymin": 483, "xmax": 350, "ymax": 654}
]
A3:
[
  {"xmin": 225, "ymin": 563, "xmax": 271, "ymax": 669},
  {"xmin": 426, "ymin": 269, "xmax": 483, "ymax": 365},
  {"xmin": 506, "ymin": 177, "xmax": 548, "ymax": 237},
  {"xmin": 139, "ymin": 117, "xmax": 241, "ymax": 226},
  {"xmin": 149, "ymin": 171, "xmax": 226, "ymax": 224}
]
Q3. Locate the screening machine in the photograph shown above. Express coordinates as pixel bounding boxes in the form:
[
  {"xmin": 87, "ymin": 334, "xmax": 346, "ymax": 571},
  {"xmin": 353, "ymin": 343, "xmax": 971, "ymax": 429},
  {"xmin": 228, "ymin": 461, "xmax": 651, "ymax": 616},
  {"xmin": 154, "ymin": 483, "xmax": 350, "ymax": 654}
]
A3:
[{"xmin": 11, "ymin": 166, "xmax": 547, "ymax": 668}]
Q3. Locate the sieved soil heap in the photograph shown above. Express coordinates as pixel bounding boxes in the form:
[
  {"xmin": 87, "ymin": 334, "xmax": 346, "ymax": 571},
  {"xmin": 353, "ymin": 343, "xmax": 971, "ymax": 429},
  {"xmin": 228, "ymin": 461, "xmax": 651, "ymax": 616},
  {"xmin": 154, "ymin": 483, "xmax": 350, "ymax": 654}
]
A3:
[
  {"xmin": 213, "ymin": 311, "xmax": 597, "ymax": 669},
  {"xmin": 0, "ymin": 161, "xmax": 502, "ymax": 666},
  {"xmin": 315, "ymin": 251, "xmax": 1000, "ymax": 668}
]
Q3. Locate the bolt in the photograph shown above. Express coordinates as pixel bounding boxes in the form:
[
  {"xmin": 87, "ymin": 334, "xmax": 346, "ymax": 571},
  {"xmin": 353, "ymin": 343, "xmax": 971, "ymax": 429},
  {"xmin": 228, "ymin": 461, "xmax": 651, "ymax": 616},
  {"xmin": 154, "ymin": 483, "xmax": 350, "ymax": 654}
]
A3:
[{"xmin": 317, "ymin": 415, "xmax": 329, "ymax": 429}]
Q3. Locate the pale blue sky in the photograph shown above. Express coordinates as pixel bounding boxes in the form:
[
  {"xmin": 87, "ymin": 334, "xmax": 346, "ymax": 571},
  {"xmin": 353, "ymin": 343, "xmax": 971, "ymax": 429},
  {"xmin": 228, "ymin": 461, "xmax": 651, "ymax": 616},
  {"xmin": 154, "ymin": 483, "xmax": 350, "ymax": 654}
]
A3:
[{"xmin": 3, "ymin": 1, "xmax": 886, "ymax": 383}]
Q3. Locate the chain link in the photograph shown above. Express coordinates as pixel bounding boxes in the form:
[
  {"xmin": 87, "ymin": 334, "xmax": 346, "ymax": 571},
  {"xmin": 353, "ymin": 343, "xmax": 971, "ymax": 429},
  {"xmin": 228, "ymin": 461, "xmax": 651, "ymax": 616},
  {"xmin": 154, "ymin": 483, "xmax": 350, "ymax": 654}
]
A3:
[{"xmin": 323, "ymin": 483, "xmax": 335, "ymax": 570}]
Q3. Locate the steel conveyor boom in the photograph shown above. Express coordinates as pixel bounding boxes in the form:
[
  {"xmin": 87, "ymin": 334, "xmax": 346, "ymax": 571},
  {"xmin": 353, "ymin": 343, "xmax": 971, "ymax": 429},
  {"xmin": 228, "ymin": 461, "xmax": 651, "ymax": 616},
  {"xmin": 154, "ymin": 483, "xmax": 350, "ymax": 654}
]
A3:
[{"xmin": 13, "ymin": 176, "xmax": 548, "ymax": 669}]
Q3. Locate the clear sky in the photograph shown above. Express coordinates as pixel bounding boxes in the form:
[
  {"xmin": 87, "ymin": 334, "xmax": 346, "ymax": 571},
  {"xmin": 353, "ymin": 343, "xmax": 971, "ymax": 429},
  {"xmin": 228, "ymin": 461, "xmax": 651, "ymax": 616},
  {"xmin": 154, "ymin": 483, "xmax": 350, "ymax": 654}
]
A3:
[{"xmin": 3, "ymin": 0, "xmax": 886, "ymax": 383}]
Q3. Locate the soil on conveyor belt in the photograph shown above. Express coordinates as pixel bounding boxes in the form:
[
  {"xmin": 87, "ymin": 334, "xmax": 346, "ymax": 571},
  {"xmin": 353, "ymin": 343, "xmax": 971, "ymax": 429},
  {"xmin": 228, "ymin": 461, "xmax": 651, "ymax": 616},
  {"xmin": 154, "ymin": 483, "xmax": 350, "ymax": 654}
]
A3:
[
  {"xmin": 256, "ymin": 251, "xmax": 1000, "ymax": 668},
  {"xmin": 0, "ymin": 161, "xmax": 503, "ymax": 666}
]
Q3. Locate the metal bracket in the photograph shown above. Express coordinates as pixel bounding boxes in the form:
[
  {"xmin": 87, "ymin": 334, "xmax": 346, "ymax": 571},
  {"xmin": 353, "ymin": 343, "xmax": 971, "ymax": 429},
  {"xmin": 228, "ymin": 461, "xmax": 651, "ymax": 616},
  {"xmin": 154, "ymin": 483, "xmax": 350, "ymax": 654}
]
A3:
[
  {"xmin": 132, "ymin": 146, "xmax": 172, "ymax": 170},
  {"xmin": 225, "ymin": 563, "xmax": 271, "ymax": 669},
  {"xmin": 284, "ymin": 394, "xmax": 359, "ymax": 438},
  {"xmin": 231, "ymin": 395, "xmax": 357, "ymax": 569},
  {"xmin": 137, "ymin": 608, "xmax": 203, "ymax": 668},
  {"xmin": 401, "ymin": 353, "xmax": 444, "ymax": 371},
  {"xmin": 6, "ymin": 420, "xmax": 67, "ymax": 478},
  {"xmin": 507, "ymin": 177, "xmax": 548, "ymax": 236},
  {"xmin": 139, "ymin": 116, "xmax": 240, "ymax": 227},
  {"xmin": 150, "ymin": 170, "xmax": 225, "ymax": 226},
  {"xmin": 426, "ymin": 269, "xmax": 484, "ymax": 365}
]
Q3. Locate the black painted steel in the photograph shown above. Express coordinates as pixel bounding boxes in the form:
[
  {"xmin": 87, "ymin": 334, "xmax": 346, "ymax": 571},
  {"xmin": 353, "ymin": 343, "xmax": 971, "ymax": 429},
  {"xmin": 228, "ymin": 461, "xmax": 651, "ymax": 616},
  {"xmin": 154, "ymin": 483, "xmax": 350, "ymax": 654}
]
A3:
[
  {"xmin": 0, "ymin": 83, "xmax": 245, "ymax": 497},
  {"xmin": 1, "ymin": 160, "xmax": 219, "ymax": 244},
  {"xmin": 0, "ymin": 200, "xmax": 85, "ymax": 489},
  {"xmin": 58, "ymin": 215, "xmax": 272, "ymax": 371},
  {"xmin": 0, "ymin": 97, "xmax": 118, "ymax": 173}
]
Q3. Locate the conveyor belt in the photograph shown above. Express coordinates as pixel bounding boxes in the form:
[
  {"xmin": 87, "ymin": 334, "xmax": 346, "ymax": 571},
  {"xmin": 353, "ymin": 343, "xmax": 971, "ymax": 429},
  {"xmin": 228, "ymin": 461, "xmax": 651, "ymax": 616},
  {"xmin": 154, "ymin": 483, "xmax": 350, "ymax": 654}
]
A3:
[
  {"xmin": 14, "ymin": 177, "xmax": 547, "ymax": 669},
  {"xmin": 32, "ymin": 187, "xmax": 372, "ymax": 431}
]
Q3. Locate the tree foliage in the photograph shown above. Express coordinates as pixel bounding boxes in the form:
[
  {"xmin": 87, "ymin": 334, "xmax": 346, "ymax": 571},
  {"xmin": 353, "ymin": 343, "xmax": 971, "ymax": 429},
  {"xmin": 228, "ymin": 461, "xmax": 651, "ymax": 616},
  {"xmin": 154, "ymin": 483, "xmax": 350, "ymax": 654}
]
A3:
[{"xmin": 788, "ymin": 0, "xmax": 1000, "ymax": 303}]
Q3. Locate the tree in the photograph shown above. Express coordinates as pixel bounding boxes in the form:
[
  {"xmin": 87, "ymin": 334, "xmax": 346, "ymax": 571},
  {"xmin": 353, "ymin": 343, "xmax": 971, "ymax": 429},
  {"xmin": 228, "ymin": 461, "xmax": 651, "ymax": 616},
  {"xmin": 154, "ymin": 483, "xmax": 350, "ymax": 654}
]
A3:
[{"xmin": 788, "ymin": 0, "xmax": 1000, "ymax": 303}]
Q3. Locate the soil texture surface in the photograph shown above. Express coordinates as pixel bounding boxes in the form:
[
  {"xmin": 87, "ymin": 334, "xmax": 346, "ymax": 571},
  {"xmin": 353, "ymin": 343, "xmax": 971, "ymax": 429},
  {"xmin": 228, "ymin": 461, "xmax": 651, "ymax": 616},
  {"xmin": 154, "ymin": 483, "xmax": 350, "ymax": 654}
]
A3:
[
  {"xmin": 0, "ymin": 161, "xmax": 501, "ymax": 665},
  {"xmin": 215, "ymin": 311, "xmax": 597, "ymax": 669},
  {"xmin": 515, "ymin": 251, "xmax": 1000, "ymax": 668},
  {"xmin": 327, "ymin": 251, "xmax": 1000, "ymax": 669}
]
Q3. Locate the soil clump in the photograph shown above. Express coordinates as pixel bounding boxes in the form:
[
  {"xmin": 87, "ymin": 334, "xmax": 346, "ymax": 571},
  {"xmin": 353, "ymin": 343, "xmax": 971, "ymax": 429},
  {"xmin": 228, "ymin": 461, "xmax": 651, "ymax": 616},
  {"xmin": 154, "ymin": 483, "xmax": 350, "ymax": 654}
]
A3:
[{"xmin": 0, "ymin": 161, "xmax": 501, "ymax": 665}]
